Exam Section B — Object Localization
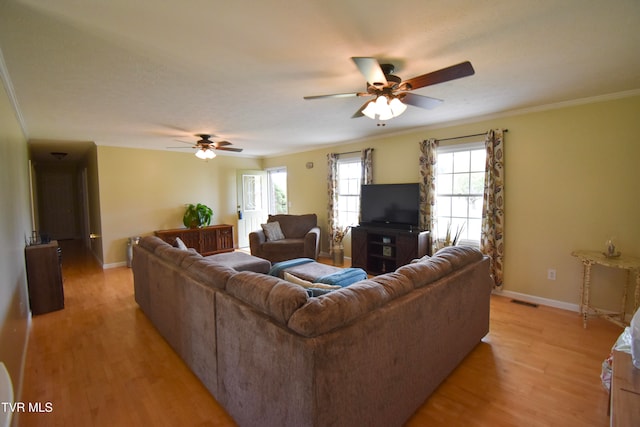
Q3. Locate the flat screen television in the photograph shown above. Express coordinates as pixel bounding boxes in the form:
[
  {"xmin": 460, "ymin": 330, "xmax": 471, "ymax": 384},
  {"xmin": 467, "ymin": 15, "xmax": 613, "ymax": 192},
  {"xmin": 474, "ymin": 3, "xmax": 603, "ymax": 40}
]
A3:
[{"xmin": 360, "ymin": 183, "xmax": 420, "ymax": 230}]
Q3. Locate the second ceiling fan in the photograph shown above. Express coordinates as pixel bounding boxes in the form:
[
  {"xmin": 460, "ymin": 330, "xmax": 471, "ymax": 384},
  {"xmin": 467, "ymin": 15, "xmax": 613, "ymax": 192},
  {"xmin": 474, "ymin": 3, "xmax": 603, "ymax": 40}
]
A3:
[
  {"xmin": 304, "ymin": 57, "xmax": 475, "ymax": 121},
  {"xmin": 171, "ymin": 134, "xmax": 243, "ymax": 159}
]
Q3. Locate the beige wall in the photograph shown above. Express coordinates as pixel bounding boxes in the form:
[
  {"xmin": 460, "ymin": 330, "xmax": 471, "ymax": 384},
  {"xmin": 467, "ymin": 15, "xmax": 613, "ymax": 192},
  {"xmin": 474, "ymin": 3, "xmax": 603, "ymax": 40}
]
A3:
[
  {"xmin": 97, "ymin": 146, "xmax": 262, "ymax": 265},
  {"xmin": 265, "ymin": 94, "xmax": 640, "ymax": 311},
  {"xmin": 0, "ymin": 78, "xmax": 32, "ymax": 402}
]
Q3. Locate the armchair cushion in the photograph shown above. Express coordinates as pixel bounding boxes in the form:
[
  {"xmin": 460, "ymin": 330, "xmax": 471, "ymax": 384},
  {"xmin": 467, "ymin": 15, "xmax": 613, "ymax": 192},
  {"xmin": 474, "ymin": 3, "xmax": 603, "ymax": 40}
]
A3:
[{"xmin": 261, "ymin": 221, "xmax": 285, "ymax": 241}]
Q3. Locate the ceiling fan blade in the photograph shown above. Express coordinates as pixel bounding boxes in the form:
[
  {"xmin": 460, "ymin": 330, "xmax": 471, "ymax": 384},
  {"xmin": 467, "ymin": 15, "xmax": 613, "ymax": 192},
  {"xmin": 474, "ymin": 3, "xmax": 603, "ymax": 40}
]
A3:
[
  {"xmin": 167, "ymin": 146, "xmax": 195, "ymax": 149},
  {"xmin": 216, "ymin": 147, "xmax": 243, "ymax": 152},
  {"xmin": 403, "ymin": 61, "xmax": 475, "ymax": 91},
  {"xmin": 351, "ymin": 100, "xmax": 370, "ymax": 118},
  {"xmin": 213, "ymin": 140, "xmax": 232, "ymax": 147},
  {"xmin": 304, "ymin": 92, "xmax": 362, "ymax": 100},
  {"xmin": 351, "ymin": 57, "xmax": 388, "ymax": 87},
  {"xmin": 401, "ymin": 93, "xmax": 444, "ymax": 110}
]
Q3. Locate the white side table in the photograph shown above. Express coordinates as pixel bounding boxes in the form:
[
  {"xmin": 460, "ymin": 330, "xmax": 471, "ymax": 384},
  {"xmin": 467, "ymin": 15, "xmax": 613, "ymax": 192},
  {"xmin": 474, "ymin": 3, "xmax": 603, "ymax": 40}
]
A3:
[{"xmin": 571, "ymin": 250, "xmax": 640, "ymax": 328}]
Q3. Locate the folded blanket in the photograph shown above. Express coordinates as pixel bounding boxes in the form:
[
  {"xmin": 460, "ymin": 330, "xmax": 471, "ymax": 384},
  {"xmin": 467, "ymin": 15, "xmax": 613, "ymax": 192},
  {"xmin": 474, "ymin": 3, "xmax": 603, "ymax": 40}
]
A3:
[
  {"xmin": 269, "ymin": 258, "xmax": 315, "ymax": 278},
  {"xmin": 315, "ymin": 268, "xmax": 368, "ymax": 287}
]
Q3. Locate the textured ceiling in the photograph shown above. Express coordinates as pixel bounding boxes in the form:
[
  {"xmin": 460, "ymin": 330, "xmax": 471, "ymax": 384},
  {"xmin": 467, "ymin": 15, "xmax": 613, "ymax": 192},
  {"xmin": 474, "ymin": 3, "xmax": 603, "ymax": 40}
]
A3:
[{"xmin": 1, "ymin": 0, "xmax": 639, "ymax": 158}]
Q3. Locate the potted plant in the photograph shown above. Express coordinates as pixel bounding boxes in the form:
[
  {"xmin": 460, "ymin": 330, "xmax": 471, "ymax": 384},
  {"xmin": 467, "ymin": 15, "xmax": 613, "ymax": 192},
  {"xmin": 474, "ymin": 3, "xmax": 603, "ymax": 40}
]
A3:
[
  {"xmin": 441, "ymin": 221, "xmax": 465, "ymax": 248},
  {"xmin": 183, "ymin": 203, "xmax": 213, "ymax": 228}
]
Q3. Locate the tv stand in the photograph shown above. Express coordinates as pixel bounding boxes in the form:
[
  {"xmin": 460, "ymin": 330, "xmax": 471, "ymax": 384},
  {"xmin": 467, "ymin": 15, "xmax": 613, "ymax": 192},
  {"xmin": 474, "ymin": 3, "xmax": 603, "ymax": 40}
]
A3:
[{"xmin": 351, "ymin": 226, "xmax": 431, "ymax": 275}]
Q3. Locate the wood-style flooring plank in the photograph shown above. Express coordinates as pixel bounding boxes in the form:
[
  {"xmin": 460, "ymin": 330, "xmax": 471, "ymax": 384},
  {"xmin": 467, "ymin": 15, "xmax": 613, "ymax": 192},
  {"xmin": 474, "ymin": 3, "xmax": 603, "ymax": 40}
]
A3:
[{"xmin": 18, "ymin": 241, "xmax": 622, "ymax": 426}]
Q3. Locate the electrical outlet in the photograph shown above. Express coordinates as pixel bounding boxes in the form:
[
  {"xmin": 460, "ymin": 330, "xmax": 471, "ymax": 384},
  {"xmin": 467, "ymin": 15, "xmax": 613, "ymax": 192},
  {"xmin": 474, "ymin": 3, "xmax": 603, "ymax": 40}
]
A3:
[{"xmin": 547, "ymin": 269, "xmax": 556, "ymax": 281}]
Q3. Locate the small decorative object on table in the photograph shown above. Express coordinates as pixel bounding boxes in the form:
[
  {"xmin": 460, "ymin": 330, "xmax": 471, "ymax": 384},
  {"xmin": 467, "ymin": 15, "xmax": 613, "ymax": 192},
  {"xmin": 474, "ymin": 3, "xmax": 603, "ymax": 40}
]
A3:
[{"xmin": 605, "ymin": 238, "xmax": 621, "ymax": 258}]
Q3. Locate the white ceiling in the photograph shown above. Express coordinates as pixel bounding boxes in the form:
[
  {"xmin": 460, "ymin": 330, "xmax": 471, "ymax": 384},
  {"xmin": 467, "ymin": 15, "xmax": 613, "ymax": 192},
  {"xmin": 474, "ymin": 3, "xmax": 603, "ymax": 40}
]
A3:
[{"xmin": 1, "ymin": 0, "xmax": 639, "ymax": 158}]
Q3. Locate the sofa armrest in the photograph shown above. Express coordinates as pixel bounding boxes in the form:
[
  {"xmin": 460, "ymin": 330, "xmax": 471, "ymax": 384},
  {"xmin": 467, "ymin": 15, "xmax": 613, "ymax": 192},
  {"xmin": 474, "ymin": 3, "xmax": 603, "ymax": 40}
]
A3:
[
  {"xmin": 249, "ymin": 229, "xmax": 266, "ymax": 257},
  {"xmin": 303, "ymin": 226, "xmax": 320, "ymax": 259}
]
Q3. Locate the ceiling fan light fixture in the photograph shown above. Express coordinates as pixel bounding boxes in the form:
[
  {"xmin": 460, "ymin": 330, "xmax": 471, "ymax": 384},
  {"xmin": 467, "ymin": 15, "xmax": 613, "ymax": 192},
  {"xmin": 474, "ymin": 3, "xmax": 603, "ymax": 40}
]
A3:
[
  {"xmin": 362, "ymin": 99, "xmax": 378, "ymax": 119},
  {"xmin": 389, "ymin": 97, "xmax": 407, "ymax": 116},
  {"xmin": 195, "ymin": 148, "xmax": 208, "ymax": 159},
  {"xmin": 362, "ymin": 95, "xmax": 406, "ymax": 121},
  {"xmin": 205, "ymin": 148, "xmax": 216, "ymax": 159}
]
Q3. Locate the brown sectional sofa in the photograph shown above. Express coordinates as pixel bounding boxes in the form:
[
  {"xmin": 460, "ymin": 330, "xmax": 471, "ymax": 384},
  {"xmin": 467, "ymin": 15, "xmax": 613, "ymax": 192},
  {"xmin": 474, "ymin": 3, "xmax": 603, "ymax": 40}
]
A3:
[{"xmin": 133, "ymin": 235, "xmax": 493, "ymax": 427}]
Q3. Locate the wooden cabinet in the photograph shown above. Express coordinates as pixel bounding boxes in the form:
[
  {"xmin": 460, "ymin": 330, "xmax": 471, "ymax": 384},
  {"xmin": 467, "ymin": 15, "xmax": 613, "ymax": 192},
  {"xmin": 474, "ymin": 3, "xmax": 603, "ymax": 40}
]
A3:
[
  {"xmin": 25, "ymin": 241, "xmax": 64, "ymax": 315},
  {"xmin": 155, "ymin": 224, "xmax": 234, "ymax": 256},
  {"xmin": 351, "ymin": 226, "xmax": 430, "ymax": 275}
]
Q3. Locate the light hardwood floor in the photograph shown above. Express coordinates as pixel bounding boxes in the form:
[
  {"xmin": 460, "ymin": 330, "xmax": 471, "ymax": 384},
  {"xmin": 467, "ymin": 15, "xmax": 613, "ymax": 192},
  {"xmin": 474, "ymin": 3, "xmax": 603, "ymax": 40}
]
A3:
[{"xmin": 18, "ymin": 241, "xmax": 623, "ymax": 426}]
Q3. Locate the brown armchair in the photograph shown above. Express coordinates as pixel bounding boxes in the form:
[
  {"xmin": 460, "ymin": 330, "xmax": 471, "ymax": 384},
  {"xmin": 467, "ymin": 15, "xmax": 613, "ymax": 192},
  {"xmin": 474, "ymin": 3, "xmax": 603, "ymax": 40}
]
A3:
[{"xmin": 249, "ymin": 214, "xmax": 320, "ymax": 263}]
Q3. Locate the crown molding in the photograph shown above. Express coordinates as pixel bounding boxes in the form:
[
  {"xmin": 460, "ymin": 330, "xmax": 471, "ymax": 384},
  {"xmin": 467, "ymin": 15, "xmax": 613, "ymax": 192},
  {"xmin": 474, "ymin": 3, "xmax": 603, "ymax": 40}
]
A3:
[{"xmin": 0, "ymin": 46, "xmax": 28, "ymax": 138}]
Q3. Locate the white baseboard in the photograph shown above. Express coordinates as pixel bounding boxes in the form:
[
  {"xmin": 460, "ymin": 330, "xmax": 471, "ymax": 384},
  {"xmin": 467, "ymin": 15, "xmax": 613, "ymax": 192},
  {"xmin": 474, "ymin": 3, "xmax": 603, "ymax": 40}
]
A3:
[
  {"xmin": 103, "ymin": 261, "xmax": 127, "ymax": 269},
  {"xmin": 494, "ymin": 289, "xmax": 580, "ymax": 313}
]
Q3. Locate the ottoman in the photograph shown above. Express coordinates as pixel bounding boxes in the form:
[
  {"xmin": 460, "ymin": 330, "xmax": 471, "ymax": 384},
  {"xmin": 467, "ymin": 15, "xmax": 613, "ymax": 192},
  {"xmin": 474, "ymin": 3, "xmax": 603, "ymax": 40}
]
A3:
[
  {"xmin": 205, "ymin": 251, "xmax": 271, "ymax": 274},
  {"xmin": 269, "ymin": 258, "xmax": 367, "ymax": 286}
]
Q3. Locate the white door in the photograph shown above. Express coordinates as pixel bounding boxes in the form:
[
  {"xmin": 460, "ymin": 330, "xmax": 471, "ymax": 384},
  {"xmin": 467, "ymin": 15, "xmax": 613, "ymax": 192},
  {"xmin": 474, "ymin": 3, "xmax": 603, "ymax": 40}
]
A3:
[{"xmin": 236, "ymin": 170, "xmax": 268, "ymax": 248}]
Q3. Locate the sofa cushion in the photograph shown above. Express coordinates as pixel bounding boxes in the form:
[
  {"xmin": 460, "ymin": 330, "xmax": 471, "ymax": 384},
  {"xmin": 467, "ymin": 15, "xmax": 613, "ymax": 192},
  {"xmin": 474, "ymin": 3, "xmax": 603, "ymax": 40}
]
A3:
[
  {"xmin": 396, "ymin": 256, "xmax": 453, "ymax": 288},
  {"xmin": 187, "ymin": 260, "xmax": 237, "ymax": 290},
  {"xmin": 433, "ymin": 245, "xmax": 484, "ymax": 269},
  {"xmin": 261, "ymin": 221, "xmax": 285, "ymax": 241},
  {"xmin": 155, "ymin": 244, "xmax": 196, "ymax": 266},
  {"xmin": 227, "ymin": 271, "xmax": 308, "ymax": 325},
  {"xmin": 138, "ymin": 235, "xmax": 169, "ymax": 252},
  {"xmin": 261, "ymin": 238, "xmax": 305, "ymax": 256},
  {"xmin": 179, "ymin": 251, "xmax": 204, "ymax": 269},
  {"xmin": 268, "ymin": 214, "xmax": 317, "ymax": 239},
  {"xmin": 287, "ymin": 273, "xmax": 414, "ymax": 337},
  {"xmin": 205, "ymin": 251, "xmax": 271, "ymax": 274}
]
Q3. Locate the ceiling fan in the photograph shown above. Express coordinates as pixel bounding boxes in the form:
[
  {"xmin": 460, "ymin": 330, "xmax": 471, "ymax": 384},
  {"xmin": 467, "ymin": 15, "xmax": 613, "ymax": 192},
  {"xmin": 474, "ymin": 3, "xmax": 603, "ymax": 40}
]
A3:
[
  {"xmin": 170, "ymin": 134, "xmax": 243, "ymax": 159},
  {"xmin": 304, "ymin": 57, "xmax": 475, "ymax": 121}
]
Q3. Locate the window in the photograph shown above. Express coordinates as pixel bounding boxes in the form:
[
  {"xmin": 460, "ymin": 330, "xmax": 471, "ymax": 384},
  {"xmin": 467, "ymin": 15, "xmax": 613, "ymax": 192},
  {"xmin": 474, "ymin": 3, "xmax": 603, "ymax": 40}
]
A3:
[
  {"xmin": 267, "ymin": 167, "xmax": 287, "ymax": 215},
  {"xmin": 436, "ymin": 142, "xmax": 485, "ymax": 246},
  {"xmin": 336, "ymin": 157, "xmax": 361, "ymax": 227}
]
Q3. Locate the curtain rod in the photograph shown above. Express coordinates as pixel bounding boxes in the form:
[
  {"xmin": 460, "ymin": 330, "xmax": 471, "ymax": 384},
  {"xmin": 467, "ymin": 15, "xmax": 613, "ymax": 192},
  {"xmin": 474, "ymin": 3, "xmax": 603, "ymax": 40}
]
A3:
[
  {"xmin": 437, "ymin": 129, "xmax": 508, "ymax": 142},
  {"xmin": 337, "ymin": 148, "xmax": 373, "ymax": 156}
]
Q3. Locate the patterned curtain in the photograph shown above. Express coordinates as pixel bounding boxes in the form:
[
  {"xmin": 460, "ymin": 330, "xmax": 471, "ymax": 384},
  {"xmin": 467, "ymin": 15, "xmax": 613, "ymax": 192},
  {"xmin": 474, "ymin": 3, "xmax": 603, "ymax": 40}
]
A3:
[
  {"xmin": 481, "ymin": 129, "xmax": 505, "ymax": 289},
  {"xmin": 418, "ymin": 138, "xmax": 439, "ymax": 255},
  {"xmin": 360, "ymin": 148, "xmax": 374, "ymax": 185},
  {"xmin": 327, "ymin": 153, "xmax": 339, "ymax": 251}
]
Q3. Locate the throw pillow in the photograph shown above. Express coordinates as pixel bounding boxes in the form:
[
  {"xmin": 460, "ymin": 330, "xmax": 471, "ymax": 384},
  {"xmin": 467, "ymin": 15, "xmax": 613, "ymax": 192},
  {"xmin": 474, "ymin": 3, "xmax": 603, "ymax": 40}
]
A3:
[
  {"xmin": 283, "ymin": 272, "xmax": 341, "ymax": 290},
  {"xmin": 261, "ymin": 221, "xmax": 285, "ymax": 241},
  {"xmin": 174, "ymin": 237, "xmax": 188, "ymax": 250}
]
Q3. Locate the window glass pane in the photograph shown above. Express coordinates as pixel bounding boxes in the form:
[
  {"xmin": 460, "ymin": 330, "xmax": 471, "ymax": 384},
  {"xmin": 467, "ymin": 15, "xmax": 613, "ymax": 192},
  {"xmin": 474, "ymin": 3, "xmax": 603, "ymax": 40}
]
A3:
[
  {"xmin": 437, "ymin": 196, "xmax": 451, "ymax": 216},
  {"xmin": 453, "ymin": 151, "xmax": 470, "ymax": 173},
  {"xmin": 437, "ymin": 174, "xmax": 453, "ymax": 194},
  {"xmin": 469, "ymin": 196, "xmax": 483, "ymax": 218},
  {"xmin": 436, "ymin": 144, "xmax": 485, "ymax": 244},
  {"xmin": 336, "ymin": 158, "xmax": 361, "ymax": 228},
  {"xmin": 451, "ymin": 196, "xmax": 468, "ymax": 217},
  {"xmin": 470, "ymin": 172, "xmax": 485, "ymax": 194},
  {"xmin": 438, "ymin": 152, "xmax": 453, "ymax": 173},
  {"xmin": 453, "ymin": 173, "xmax": 470, "ymax": 194},
  {"xmin": 468, "ymin": 218, "xmax": 482, "ymax": 241},
  {"xmin": 470, "ymin": 149, "xmax": 486, "ymax": 172}
]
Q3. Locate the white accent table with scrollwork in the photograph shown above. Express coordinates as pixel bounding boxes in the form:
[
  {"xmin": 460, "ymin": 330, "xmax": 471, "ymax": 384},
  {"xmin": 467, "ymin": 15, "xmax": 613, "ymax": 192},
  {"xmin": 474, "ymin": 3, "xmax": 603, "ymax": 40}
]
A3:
[{"xmin": 571, "ymin": 250, "xmax": 640, "ymax": 328}]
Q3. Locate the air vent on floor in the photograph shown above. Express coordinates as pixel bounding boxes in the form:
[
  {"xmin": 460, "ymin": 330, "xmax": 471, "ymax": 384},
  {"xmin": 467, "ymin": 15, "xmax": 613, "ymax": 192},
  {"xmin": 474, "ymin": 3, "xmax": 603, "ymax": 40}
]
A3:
[{"xmin": 510, "ymin": 299, "xmax": 539, "ymax": 308}]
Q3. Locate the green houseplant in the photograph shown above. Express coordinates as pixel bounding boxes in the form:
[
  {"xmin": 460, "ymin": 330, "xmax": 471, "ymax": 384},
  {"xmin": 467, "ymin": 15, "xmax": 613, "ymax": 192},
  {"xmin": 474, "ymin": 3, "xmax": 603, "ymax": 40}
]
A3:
[{"xmin": 183, "ymin": 203, "xmax": 213, "ymax": 228}]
